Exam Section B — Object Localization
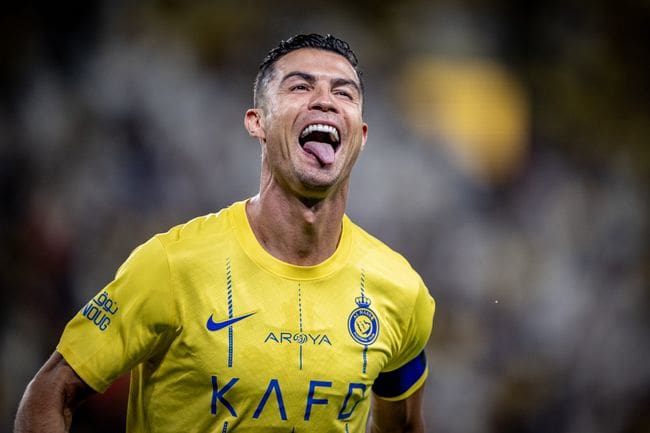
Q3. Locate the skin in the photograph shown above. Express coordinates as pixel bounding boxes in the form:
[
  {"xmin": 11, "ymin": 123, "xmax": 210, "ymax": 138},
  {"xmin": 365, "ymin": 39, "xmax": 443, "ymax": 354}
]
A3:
[
  {"xmin": 368, "ymin": 387, "xmax": 426, "ymax": 433},
  {"xmin": 14, "ymin": 352, "xmax": 95, "ymax": 433},
  {"xmin": 244, "ymin": 48, "xmax": 368, "ymax": 265},
  {"xmin": 14, "ymin": 47, "xmax": 426, "ymax": 433}
]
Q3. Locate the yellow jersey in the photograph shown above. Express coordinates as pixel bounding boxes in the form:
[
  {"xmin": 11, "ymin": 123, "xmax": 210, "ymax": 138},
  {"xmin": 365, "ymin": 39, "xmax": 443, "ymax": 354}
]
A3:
[{"xmin": 57, "ymin": 200, "xmax": 435, "ymax": 432}]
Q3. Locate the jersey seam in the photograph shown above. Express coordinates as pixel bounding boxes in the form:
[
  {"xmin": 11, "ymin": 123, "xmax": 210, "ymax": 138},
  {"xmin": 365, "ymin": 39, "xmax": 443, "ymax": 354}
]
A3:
[{"xmin": 153, "ymin": 236, "xmax": 182, "ymax": 335}]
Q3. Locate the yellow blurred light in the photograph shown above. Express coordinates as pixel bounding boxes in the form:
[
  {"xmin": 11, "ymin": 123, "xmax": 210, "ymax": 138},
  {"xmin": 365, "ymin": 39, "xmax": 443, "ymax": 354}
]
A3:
[{"xmin": 399, "ymin": 57, "xmax": 529, "ymax": 184}]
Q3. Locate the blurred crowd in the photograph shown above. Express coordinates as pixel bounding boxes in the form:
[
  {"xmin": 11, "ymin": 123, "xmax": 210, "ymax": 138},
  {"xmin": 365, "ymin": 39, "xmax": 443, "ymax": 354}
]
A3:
[{"xmin": 1, "ymin": 1, "xmax": 648, "ymax": 433}]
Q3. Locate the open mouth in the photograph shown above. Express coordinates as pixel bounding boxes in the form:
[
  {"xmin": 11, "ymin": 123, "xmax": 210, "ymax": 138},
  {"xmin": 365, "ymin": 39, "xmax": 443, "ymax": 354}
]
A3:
[{"xmin": 299, "ymin": 123, "xmax": 341, "ymax": 165}]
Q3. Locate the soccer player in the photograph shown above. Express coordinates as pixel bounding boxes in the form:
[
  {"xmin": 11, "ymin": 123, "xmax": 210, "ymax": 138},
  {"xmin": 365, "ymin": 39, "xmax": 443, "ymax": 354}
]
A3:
[{"xmin": 15, "ymin": 33, "xmax": 435, "ymax": 433}]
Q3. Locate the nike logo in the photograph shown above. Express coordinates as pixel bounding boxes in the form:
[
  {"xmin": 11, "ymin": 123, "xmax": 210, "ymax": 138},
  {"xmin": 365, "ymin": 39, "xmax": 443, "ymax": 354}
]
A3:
[{"xmin": 206, "ymin": 312, "xmax": 256, "ymax": 331}]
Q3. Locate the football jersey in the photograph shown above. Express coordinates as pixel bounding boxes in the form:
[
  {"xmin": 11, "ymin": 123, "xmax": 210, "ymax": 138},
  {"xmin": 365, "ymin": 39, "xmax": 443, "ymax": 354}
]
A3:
[{"xmin": 57, "ymin": 200, "xmax": 435, "ymax": 432}]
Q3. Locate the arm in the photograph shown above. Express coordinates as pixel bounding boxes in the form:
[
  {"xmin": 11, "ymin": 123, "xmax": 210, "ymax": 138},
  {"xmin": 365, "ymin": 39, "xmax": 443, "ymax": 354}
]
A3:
[
  {"xmin": 14, "ymin": 351, "xmax": 96, "ymax": 433},
  {"xmin": 367, "ymin": 385, "xmax": 426, "ymax": 433}
]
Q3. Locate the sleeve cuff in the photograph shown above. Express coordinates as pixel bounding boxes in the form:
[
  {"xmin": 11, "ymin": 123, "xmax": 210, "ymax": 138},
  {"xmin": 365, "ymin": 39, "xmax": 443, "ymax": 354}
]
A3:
[{"xmin": 56, "ymin": 345, "xmax": 111, "ymax": 393}]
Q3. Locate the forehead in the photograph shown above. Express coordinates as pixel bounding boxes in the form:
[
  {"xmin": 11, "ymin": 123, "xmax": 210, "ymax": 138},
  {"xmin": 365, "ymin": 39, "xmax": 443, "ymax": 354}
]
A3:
[{"xmin": 272, "ymin": 48, "xmax": 360, "ymax": 85}]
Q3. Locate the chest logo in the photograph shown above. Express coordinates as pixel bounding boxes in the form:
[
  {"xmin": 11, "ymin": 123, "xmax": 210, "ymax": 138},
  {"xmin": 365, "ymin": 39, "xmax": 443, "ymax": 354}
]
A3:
[
  {"xmin": 206, "ymin": 312, "xmax": 256, "ymax": 331},
  {"xmin": 348, "ymin": 294, "xmax": 379, "ymax": 345}
]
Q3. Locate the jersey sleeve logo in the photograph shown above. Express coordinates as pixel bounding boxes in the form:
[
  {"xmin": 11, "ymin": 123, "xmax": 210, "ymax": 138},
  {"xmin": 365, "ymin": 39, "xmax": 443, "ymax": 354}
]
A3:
[
  {"xmin": 347, "ymin": 294, "xmax": 379, "ymax": 345},
  {"xmin": 81, "ymin": 290, "xmax": 119, "ymax": 331}
]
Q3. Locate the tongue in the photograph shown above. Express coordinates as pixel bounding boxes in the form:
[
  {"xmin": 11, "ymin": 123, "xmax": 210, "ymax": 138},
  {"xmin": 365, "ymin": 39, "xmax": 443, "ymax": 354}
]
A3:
[{"xmin": 303, "ymin": 141, "xmax": 335, "ymax": 165}]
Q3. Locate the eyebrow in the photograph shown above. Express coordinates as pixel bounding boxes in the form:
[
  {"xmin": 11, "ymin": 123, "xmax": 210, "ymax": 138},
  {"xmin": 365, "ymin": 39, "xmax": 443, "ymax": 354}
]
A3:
[{"xmin": 280, "ymin": 71, "xmax": 361, "ymax": 95}]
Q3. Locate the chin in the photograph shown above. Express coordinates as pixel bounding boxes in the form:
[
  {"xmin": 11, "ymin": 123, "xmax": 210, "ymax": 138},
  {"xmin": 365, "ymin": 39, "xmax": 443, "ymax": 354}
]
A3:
[{"xmin": 297, "ymin": 171, "xmax": 339, "ymax": 192}]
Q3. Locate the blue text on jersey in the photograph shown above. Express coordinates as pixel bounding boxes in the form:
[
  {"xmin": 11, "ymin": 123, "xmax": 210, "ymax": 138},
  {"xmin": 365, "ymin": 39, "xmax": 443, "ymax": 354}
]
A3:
[{"xmin": 210, "ymin": 376, "xmax": 367, "ymax": 421}]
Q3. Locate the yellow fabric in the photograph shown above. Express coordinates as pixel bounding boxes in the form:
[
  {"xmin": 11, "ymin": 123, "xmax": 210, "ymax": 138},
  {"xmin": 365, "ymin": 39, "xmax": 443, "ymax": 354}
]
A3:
[{"xmin": 57, "ymin": 200, "xmax": 435, "ymax": 432}]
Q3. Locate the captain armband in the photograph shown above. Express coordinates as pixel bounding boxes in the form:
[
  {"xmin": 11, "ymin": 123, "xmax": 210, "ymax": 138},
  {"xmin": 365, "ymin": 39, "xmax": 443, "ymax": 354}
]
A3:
[{"xmin": 372, "ymin": 350, "xmax": 427, "ymax": 400}]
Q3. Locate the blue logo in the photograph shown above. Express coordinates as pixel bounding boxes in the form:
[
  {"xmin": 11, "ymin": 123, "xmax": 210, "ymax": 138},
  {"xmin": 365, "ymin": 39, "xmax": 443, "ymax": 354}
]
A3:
[
  {"xmin": 82, "ymin": 291, "xmax": 119, "ymax": 331},
  {"xmin": 264, "ymin": 332, "xmax": 332, "ymax": 346},
  {"xmin": 348, "ymin": 294, "xmax": 379, "ymax": 345},
  {"xmin": 206, "ymin": 312, "xmax": 256, "ymax": 331}
]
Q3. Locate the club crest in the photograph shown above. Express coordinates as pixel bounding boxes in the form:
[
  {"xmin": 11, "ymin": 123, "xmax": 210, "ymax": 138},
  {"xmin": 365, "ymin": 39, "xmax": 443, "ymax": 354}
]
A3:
[{"xmin": 348, "ymin": 294, "xmax": 379, "ymax": 345}]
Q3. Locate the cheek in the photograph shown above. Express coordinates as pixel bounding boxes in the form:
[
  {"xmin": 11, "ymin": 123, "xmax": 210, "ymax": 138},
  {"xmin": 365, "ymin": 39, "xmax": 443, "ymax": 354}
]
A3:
[
  {"xmin": 347, "ymin": 127, "xmax": 366, "ymax": 151},
  {"xmin": 264, "ymin": 125, "xmax": 293, "ymax": 161}
]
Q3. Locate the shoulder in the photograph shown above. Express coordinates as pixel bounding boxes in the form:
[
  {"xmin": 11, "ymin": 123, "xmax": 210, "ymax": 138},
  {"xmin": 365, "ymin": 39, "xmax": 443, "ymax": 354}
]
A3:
[
  {"xmin": 119, "ymin": 202, "xmax": 241, "ymax": 274},
  {"xmin": 153, "ymin": 201, "xmax": 243, "ymax": 250},
  {"xmin": 345, "ymin": 216, "xmax": 424, "ymax": 291},
  {"xmin": 157, "ymin": 208, "xmax": 229, "ymax": 245},
  {"xmin": 345, "ymin": 218, "xmax": 435, "ymax": 370}
]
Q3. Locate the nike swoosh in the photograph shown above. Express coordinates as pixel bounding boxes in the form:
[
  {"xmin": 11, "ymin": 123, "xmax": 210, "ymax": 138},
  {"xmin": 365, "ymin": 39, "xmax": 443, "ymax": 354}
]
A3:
[{"xmin": 206, "ymin": 312, "xmax": 256, "ymax": 331}]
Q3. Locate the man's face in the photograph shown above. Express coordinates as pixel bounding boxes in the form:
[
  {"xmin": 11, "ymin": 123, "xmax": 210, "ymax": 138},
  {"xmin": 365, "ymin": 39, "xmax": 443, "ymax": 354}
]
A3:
[{"xmin": 247, "ymin": 48, "xmax": 368, "ymax": 199}]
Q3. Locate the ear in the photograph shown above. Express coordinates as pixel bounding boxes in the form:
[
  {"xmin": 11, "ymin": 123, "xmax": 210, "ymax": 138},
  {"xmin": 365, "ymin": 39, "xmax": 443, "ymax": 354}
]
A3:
[
  {"xmin": 245, "ymin": 109, "xmax": 266, "ymax": 141},
  {"xmin": 360, "ymin": 122, "xmax": 369, "ymax": 151}
]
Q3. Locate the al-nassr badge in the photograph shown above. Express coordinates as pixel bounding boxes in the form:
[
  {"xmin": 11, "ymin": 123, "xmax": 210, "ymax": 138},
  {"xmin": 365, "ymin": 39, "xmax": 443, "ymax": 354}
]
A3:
[{"xmin": 348, "ymin": 293, "xmax": 379, "ymax": 345}]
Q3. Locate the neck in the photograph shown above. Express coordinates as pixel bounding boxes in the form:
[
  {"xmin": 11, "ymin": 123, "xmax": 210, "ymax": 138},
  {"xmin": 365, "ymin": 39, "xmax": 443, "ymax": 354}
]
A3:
[{"xmin": 246, "ymin": 187, "xmax": 348, "ymax": 266}]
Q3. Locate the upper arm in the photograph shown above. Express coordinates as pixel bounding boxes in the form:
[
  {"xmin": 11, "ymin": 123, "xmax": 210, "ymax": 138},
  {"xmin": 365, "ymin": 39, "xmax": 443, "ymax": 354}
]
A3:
[
  {"xmin": 43, "ymin": 351, "xmax": 96, "ymax": 401},
  {"xmin": 15, "ymin": 351, "xmax": 96, "ymax": 432},
  {"xmin": 368, "ymin": 385, "xmax": 426, "ymax": 433}
]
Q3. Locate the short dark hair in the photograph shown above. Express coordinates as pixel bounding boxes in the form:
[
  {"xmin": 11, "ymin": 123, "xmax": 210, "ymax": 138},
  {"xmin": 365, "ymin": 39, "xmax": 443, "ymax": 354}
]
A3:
[{"xmin": 253, "ymin": 33, "xmax": 364, "ymax": 108}]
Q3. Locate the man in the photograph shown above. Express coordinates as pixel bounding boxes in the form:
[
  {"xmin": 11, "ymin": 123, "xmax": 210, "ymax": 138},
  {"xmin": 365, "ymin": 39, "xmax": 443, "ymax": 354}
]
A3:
[{"xmin": 15, "ymin": 33, "xmax": 435, "ymax": 433}]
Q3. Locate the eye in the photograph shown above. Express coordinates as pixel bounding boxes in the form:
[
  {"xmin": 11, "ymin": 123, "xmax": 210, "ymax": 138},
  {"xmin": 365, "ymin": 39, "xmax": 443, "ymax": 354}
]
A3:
[
  {"xmin": 290, "ymin": 84, "xmax": 310, "ymax": 92},
  {"xmin": 334, "ymin": 89, "xmax": 355, "ymax": 101}
]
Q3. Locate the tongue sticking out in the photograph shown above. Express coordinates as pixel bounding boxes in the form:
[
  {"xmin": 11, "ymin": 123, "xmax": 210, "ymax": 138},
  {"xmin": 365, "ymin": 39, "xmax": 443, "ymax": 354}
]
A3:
[{"xmin": 303, "ymin": 141, "xmax": 335, "ymax": 165}]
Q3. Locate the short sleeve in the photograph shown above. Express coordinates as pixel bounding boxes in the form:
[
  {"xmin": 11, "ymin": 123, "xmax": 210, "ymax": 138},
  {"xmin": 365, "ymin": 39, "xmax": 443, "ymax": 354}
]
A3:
[
  {"xmin": 373, "ymin": 279, "xmax": 435, "ymax": 400},
  {"xmin": 57, "ymin": 236, "xmax": 179, "ymax": 392}
]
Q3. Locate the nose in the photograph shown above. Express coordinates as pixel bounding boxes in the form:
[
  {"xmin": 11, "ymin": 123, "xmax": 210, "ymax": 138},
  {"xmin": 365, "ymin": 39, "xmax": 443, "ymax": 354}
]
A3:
[{"xmin": 308, "ymin": 85, "xmax": 337, "ymax": 112}]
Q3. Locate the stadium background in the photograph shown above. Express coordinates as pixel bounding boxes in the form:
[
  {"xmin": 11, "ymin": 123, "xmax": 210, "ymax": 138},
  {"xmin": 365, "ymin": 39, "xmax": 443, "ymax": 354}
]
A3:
[{"xmin": 1, "ymin": 1, "xmax": 648, "ymax": 432}]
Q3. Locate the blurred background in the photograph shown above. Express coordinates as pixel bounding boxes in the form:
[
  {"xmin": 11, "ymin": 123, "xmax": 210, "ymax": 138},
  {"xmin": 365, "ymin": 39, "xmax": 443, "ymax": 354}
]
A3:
[{"xmin": 1, "ymin": 0, "xmax": 648, "ymax": 432}]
